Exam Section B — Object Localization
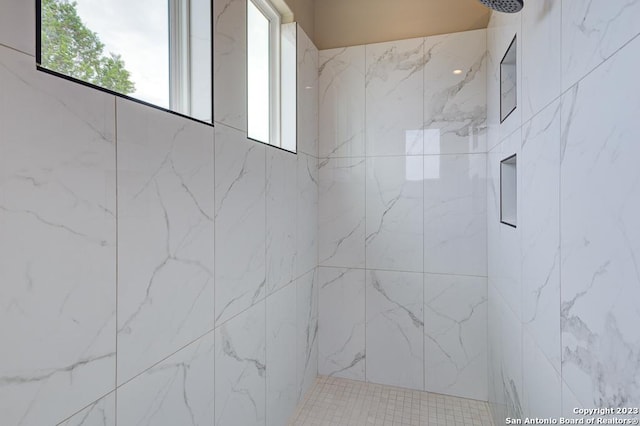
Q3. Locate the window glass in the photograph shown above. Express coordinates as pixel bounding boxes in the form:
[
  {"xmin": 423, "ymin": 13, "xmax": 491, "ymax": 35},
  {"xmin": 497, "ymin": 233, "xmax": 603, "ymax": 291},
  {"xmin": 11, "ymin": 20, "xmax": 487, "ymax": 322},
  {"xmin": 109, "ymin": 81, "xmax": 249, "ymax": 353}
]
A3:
[
  {"xmin": 247, "ymin": 0, "xmax": 271, "ymax": 143},
  {"xmin": 39, "ymin": 0, "xmax": 212, "ymax": 123}
]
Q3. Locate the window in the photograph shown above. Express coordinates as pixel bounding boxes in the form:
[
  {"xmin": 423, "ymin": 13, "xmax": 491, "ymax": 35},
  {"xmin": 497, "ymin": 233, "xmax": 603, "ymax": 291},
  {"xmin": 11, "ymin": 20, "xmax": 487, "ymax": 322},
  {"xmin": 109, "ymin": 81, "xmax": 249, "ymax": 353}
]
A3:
[
  {"xmin": 247, "ymin": 0, "xmax": 296, "ymax": 152},
  {"xmin": 37, "ymin": 0, "xmax": 212, "ymax": 124}
]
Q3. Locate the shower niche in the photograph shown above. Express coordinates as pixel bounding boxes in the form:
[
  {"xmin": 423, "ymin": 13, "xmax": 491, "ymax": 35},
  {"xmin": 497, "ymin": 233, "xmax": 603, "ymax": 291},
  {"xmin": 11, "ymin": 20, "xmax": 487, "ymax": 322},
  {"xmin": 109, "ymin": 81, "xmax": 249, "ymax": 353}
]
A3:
[
  {"xmin": 500, "ymin": 154, "xmax": 517, "ymax": 227},
  {"xmin": 500, "ymin": 35, "xmax": 517, "ymax": 123}
]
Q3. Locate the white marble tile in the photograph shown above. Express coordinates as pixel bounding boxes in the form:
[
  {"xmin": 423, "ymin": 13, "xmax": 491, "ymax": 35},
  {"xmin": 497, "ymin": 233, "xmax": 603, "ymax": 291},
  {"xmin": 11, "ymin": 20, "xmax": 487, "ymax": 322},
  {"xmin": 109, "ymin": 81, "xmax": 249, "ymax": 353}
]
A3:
[
  {"xmin": 297, "ymin": 26, "xmax": 319, "ymax": 157},
  {"xmin": 318, "ymin": 157, "xmax": 365, "ymax": 268},
  {"xmin": 487, "ymin": 284, "xmax": 523, "ymax": 422},
  {"xmin": 423, "ymin": 30, "xmax": 487, "ymax": 155},
  {"xmin": 366, "ymin": 156, "xmax": 423, "ymax": 272},
  {"xmin": 365, "ymin": 38, "xmax": 425, "ymax": 156},
  {"xmin": 57, "ymin": 393, "xmax": 115, "ymax": 426},
  {"xmin": 0, "ymin": 0, "xmax": 34, "ymax": 56},
  {"xmin": 214, "ymin": 125, "xmax": 266, "ymax": 325},
  {"xmin": 0, "ymin": 46, "xmax": 116, "ymax": 425},
  {"xmin": 117, "ymin": 333, "xmax": 215, "ymax": 426},
  {"xmin": 215, "ymin": 301, "xmax": 266, "ymax": 426},
  {"xmin": 266, "ymin": 148, "xmax": 297, "ymax": 294},
  {"xmin": 425, "ymin": 274, "xmax": 487, "ymax": 401},
  {"xmin": 318, "ymin": 46, "xmax": 366, "ymax": 158},
  {"xmin": 214, "ymin": 0, "xmax": 246, "ymax": 130},
  {"xmin": 296, "ymin": 269, "xmax": 318, "ymax": 401},
  {"xmin": 521, "ymin": 0, "xmax": 561, "ymax": 123},
  {"xmin": 116, "ymin": 99, "xmax": 215, "ymax": 384},
  {"xmin": 561, "ymin": 0, "xmax": 640, "ymax": 91},
  {"xmin": 522, "ymin": 331, "xmax": 561, "ymax": 420},
  {"xmin": 366, "ymin": 270, "xmax": 423, "ymax": 390},
  {"xmin": 266, "ymin": 282, "xmax": 297, "ymax": 426},
  {"xmin": 486, "ymin": 12, "xmax": 522, "ymax": 151},
  {"xmin": 521, "ymin": 100, "xmax": 561, "ymax": 372},
  {"xmin": 318, "ymin": 267, "xmax": 365, "ymax": 381},
  {"xmin": 487, "ymin": 130, "xmax": 522, "ymax": 321},
  {"xmin": 296, "ymin": 153, "xmax": 318, "ymax": 278},
  {"xmin": 560, "ymin": 35, "xmax": 640, "ymax": 409},
  {"xmin": 423, "ymin": 153, "xmax": 487, "ymax": 276}
]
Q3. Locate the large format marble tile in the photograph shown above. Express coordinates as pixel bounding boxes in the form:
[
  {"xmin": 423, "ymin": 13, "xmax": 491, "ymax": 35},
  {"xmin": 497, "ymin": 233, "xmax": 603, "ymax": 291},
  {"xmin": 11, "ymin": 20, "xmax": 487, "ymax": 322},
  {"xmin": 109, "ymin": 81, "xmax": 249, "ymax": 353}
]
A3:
[
  {"xmin": 296, "ymin": 269, "xmax": 318, "ymax": 401},
  {"xmin": 366, "ymin": 270, "xmax": 423, "ymax": 390},
  {"xmin": 560, "ymin": 35, "xmax": 640, "ymax": 409},
  {"xmin": 425, "ymin": 274, "xmax": 487, "ymax": 400},
  {"xmin": 423, "ymin": 153, "xmax": 486, "ymax": 276},
  {"xmin": 0, "ymin": 0, "xmax": 34, "ymax": 56},
  {"xmin": 116, "ymin": 99, "xmax": 215, "ymax": 384},
  {"xmin": 366, "ymin": 156, "xmax": 423, "ymax": 272},
  {"xmin": 215, "ymin": 301, "xmax": 266, "ymax": 426},
  {"xmin": 296, "ymin": 153, "xmax": 318, "ymax": 278},
  {"xmin": 521, "ymin": 100, "xmax": 561, "ymax": 371},
  {"xmin": 318, "ymin": 157, "xmax": 365, "ymax": 268},
  {"xmin": 561, "ymin": 0, "xmax": 640, "ymax": 91},
  {"xmin": 58, "ymin": 393, "xmax": 115, "ymax": 426},
  {"xmin": 117, "ymin": 333, "xmax": 215, "ymax": 426},
  {"xmin": 365, "ymin": 38, "xmax": 425, "ymax": 156},
  {"xmin": 318, "ymin": 267, "xmax": 366, "ymax": 381},
  {"xmin": 487, "ymin": 284, "xmax": 523, "ymax": 423},
  {"xmin": 214, "ymin": 0, "xmax": 246, "ymax": 130},
  {"xmin": 266, "ymin": 283, "xmax": 297, "ymax": 426},
  {"xmin": 297, "ymin": 27, "xmax": 319, "ymax": 157},
  {"xmin": 423, "ymin": 30, "xmax": 487, "ymax": 155},
  {"xmin": 318, "ymin": 46, "xmax": 366, "ymax": 158},
  {"xmin": 521, "ymin": 0, "xmax": 561, "ymax": 123},
  {"xmin": 522, "ymin": 330, "xmax": 561, "ymax": 420},
  {"xmin": 0, "ymin": 46, "xmax": 116, "ymax": 425},
  {"xmin": 266, "ymin": 148, "xmax": 297, "ymax": 294},
  {"xmin": 214, "ymin": 125, "xmax": 266, "ymax": 325}
]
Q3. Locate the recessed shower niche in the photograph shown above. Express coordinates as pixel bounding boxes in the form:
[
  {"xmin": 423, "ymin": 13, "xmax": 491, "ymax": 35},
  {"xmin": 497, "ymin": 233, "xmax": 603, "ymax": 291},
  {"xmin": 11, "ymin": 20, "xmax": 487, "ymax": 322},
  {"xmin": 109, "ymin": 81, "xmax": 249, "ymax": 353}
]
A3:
[
  {"xmin": 500, "ymin": 154, "xmax": 517, "ymax": 227},
  {"xmin": 500, "ymin": 35, "xmax": 517, "ymax": 122}
]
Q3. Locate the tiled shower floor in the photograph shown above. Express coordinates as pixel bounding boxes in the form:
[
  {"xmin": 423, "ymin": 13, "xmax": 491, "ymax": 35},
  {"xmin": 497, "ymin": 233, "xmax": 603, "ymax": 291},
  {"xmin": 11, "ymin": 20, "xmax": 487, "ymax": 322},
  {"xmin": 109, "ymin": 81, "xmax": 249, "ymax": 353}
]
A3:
[{"xmin": 289, "ymin": 376, "xmax": 494, "ymax": 426}]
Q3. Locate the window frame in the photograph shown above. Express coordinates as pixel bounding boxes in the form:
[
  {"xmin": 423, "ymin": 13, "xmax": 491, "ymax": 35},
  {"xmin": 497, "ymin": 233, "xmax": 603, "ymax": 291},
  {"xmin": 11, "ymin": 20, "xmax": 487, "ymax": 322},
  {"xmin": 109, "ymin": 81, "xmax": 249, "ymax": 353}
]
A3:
[
  {"xmin": 246, "ymin": 0, "xmax": 282, "ymax": 147},
  {"xmin": 35, "ymin": 0, "xmax": 214, "ymax": 127}
]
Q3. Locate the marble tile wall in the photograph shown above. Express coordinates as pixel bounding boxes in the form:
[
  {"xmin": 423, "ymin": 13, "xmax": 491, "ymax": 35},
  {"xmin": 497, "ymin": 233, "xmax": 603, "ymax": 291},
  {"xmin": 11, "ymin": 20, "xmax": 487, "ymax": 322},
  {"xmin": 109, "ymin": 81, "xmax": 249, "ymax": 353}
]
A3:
[
  {"xmin": 318, "ymin": 29, "xmax": 488, "ymax": 401},
  {"xmin": 0, "ymin": 1, "xmax": 319, "ymax": 423},
  {"xmin": 486, "ymin": 1, "xmax": 640, "ymax": 424}
]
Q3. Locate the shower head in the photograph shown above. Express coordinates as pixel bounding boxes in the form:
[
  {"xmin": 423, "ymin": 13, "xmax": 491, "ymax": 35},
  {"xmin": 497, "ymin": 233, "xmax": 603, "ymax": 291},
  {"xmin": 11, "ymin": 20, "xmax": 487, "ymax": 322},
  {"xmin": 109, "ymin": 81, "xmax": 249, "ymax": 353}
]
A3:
[{"xmin": 477, "ymin": 0, "xmax": 523, "ymax": 13}]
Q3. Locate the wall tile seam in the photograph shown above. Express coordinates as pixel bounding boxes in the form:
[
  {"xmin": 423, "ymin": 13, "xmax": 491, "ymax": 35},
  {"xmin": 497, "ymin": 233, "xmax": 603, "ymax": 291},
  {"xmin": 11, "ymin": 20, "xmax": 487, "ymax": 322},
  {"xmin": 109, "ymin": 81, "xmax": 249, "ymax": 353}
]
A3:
[
  {"xmin": 318, "ymin": 265, "xmax": 488, "ymax": 280},
  {"xmin": 0, "ymin": 42, "xmax": 34, "ymax": 58}
]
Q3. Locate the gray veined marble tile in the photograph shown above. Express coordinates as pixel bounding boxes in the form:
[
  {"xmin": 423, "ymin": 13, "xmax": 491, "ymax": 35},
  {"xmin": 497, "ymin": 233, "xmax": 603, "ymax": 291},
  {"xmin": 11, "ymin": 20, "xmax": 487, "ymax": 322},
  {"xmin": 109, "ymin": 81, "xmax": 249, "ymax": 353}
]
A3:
[
  {"xmin": 266, "ymin": 148, "xmax": 297, "ymax": 295},
  {"xmin": 423, "ymin": 29, "xmax": 487, "ymax": 155},
  {"xmin": 116, "ymin": 99, "xmax": 215, "ymax": 385},
  {"xmin": 57, "ymin": 393, "xmax": 115, "ymax": 426},
  {"xmin": 319, "ymin": 45, "xmax": 366, "ymax": 158},
  {"xmin": 318, "ymin": 157, "xmax": 366, "ymax": 269},
  {"xmin": 215, "ymin": 301, "xmax": 266, "ymax": 426},
  {"xmin": 521, "ymin": 99, "xmax": 561, "ymax": 373},
  {"xmin": 318, "ymin": 267, "xmax": 366, "ymax": 381},
  {"xmin": 366, "ymin": 270, "xmax": 423, "ymax": 390},
  {"xmin": 365, "ymin": 37, "xmax": 426, "ymax": 157},
  {"xmin": 425, "ymin": 274, "xmax": 487, "ymax": 400},
  {"xmin": 296, "ymin": 269, "xmax": 318, "ymax": 401},
  {"xmin": 561, "ymin": 0, "xmax": 640, "ymax": 91},
  {"xmin": 117, "ymin": 333, "xmax": 215, "ymax": 426},
  {"xmin": 0, "ymin": 45, "xmax": 116, "ymax": 426},
  {"xmin": 560, "ymin": 34, "xmax": 640, "ymax": 409},
  {"xmin": 366, "ymin": 156, "xmax": 423, "ymax": 272},
  {"xmin": 297, "ymin": 27, "xmax": 319, "ymax": 157},
  {"xmin": 296, "ymin": 153, "xmax": 318, "ymax": 278},
  {"xmin": 214, "ymin": 124, "xmax": 266, "ymax": 326},
  {"xmin": 266, "ymin": 282, "xmax": 297, "ymax": 426}
]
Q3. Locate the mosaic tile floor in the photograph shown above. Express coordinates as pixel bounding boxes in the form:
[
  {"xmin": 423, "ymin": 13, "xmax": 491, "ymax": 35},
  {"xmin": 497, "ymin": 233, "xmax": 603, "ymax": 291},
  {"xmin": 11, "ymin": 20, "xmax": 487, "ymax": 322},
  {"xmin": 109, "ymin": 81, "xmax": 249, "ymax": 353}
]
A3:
[{"xmin": 289, "ymin": 376, "xmax": 494, "ymax": 426}]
